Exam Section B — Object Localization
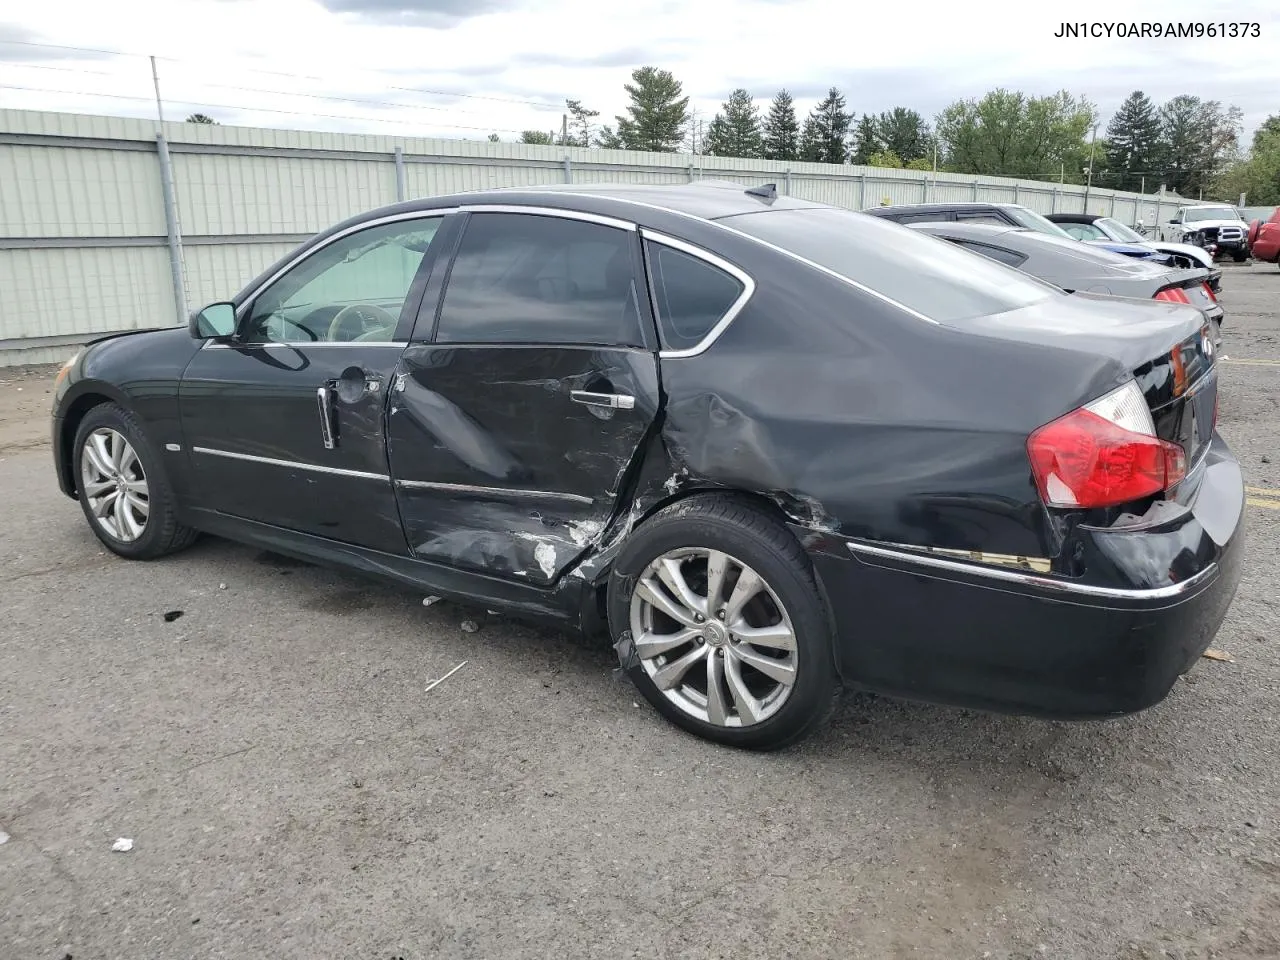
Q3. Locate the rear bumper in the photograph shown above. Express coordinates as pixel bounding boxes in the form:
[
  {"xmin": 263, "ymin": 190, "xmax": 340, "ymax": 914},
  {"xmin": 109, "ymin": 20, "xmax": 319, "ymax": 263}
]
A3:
[{"xmin": 803, "ymin": 434, "xmax": 1245, "ymax": 719}]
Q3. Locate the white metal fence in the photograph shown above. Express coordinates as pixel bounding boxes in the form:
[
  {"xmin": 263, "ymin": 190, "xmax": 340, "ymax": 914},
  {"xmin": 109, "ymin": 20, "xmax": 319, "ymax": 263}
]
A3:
[{"xmin": 0, "ymin": 107, "xmax": 1193, "ymax": 366}]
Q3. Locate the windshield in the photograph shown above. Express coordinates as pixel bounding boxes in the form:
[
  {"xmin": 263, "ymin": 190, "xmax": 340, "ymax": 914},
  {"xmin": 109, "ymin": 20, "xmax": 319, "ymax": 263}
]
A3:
[
  {"xmin": 1185, "ymin": 206, "xmax": 1240, "ymax": 222},
  {"xmin": 1004, "ymin": 206, "xmax": 1075, "ymax": 238},
  {"xmin": 728, "ymin": 207, "xmax": 1058, "ymax": 324},
  {"xmin": 1095, "ymin": 218, "xmax": 1145, "ymax": 243}
]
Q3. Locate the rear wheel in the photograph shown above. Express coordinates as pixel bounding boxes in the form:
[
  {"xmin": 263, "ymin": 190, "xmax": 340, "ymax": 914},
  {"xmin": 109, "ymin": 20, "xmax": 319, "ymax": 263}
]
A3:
[
  {"xmin": 73, "ymin": 403, "xmax": 197, "ymax": 559},
  {"xmin": 608, "ymin": 495, "xmax": 837, "ymax": 750},
  {"xmin": 1232, "ymin": 249, "xmax": 1248, "ymax": 262}
]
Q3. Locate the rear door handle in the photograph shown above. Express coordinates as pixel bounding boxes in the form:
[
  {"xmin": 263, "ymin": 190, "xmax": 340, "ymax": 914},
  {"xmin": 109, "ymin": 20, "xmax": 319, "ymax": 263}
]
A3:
[
  {"xmin": 316, "ymin": 385, "xmax": 337, "ymax": 449},
  {"xmin": 571, "ymin": 390, "xmax": 635, "ymax": 410}
]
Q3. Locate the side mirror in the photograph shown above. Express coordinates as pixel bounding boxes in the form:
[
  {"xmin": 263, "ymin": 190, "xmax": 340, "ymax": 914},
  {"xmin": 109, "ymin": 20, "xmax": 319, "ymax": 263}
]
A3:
[
  {"xmin": 190, "ymin": 301, "xmax": 237, "ymax": 340},
  {"xmin": 1167, "ymin": 218, "xmax": 1179, "ymax": 224}
]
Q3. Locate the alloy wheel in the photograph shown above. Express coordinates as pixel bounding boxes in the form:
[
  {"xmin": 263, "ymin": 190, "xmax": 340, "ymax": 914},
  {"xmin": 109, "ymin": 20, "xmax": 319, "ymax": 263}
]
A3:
[
  {"xmin": 80, "ymin": 428, "xmax": 150, "ymax": 542},
  {"xmin": 629, "ymin": 547, "xmax": 798, "ymax": 728}
]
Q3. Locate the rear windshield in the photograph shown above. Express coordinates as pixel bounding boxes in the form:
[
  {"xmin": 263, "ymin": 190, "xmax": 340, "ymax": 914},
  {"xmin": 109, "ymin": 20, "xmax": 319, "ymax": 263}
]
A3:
[
  {"xmin": 727, "ymin": 207, "xmax": 1058, "ymax": 323},
  {"xmin": 1184, "ymin": 206, "xmax": 1240, "ymax": 222}
]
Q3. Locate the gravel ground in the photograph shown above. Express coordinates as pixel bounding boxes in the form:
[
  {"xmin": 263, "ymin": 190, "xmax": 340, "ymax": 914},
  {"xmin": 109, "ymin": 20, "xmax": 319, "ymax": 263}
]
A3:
[{"xmin": 2, "ymin": 263, "xmax": 1278, "ymax": 960}]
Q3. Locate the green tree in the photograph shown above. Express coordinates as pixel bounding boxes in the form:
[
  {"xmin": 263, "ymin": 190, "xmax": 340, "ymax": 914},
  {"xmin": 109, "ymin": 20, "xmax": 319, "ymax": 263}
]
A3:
[
  {"xmin": 613, "ymin": 66, "xmax": 690, "ymax": 152},
  {"xmin": 1156, "ymin": 96, "xmax": 1240, "ymax": 196},
  {"xmin": 906, "ymin": 156, "xmax": 933, "ymax": 171},
  {"xmin": 800, "ymin": 87, "xmax": 851, "ymax": 164},
  {"xmin": 487, "ymin": 133, "xmax": 501, "ymax": 142},
  {"xmin": 851, "ymin": 115, "xmax": 879, "ymax": 164},
  {"xmin": 877, "ymin": 107, "xmax": 930, "ymax": 163},
  {"xmin": 703, "ymin": 88, "xmax": 763, "ymax": 158},
  {"xmin": 1216, "ymin": 125, "xmax": 1280, "ymax": 205},
  {"xmin": 520, "ymin": 130, "xmax": 554, "ymax": 144},
  {"xmin": 1104, "ymin": 91, "xmax": 1162, "ymax": 192},
  {"xmin": 867, "ymin": 149, "xmax": 903, "ymax": 168},
  {"xmin": 185, "ymin": 113, "xmax": 217, "ymax": 124},
  {"xmin": 595, "ymin": 125, "xmax": 624, "ymax": 149},
  {"xmin": 1254, "ymin": 114, "xmax": 1280, "ymax": 150},
  {"xmin": 562, "ymin": 98, "xmax": 599, "ymax": 147},
  {"xmin": 761, "ymin": 89, "xmax": 800, "ymax": 161},
  {"xmin": 936, "ymin": 88, "xmax": 1096, "ymax": 182}
]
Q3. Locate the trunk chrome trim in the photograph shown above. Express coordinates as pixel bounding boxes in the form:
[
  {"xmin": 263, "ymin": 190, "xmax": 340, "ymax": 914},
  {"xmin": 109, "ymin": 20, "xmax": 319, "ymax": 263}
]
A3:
[
  {"xmin": 394, "ymin": 478, "xmax": 594, "ymax": 505},
  {"xmin": 191, "ymin": 446, "xmax": 388, "ymax": 481},
  {"xmin": 845, "ymin": 538, "xmax": 1217, "ymax": 600}
]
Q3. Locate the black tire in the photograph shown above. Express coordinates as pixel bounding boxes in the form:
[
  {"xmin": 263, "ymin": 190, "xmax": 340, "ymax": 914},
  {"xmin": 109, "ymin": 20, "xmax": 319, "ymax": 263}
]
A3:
[
  {"xmin": 607, "ymin": 494, "xmax": 838, "ymax": 750},
  {"xmin": 72, "ymin": 402, "xmax": 198, "ymax": 560},
  {"xmin": 1232, "ymin": 250, "xmax": 1248, "ymax": 262}
]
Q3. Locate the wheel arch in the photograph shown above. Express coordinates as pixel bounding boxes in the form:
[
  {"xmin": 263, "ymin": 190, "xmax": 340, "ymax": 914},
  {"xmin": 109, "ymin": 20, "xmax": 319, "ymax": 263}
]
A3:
[{"xmin": 56, "ymin": 383, "xmax": 133, "ymax": 499}]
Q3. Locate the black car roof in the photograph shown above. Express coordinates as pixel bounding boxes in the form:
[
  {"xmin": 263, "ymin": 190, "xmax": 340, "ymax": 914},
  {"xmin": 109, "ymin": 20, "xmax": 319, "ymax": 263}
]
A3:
[
  {"xmin": 1046, "ymin": 213, "xmax": 1100, "ymax": 223},
  {"xmin": 864, "ymin": 201, "xmax": 1016, "ymax": 214}
]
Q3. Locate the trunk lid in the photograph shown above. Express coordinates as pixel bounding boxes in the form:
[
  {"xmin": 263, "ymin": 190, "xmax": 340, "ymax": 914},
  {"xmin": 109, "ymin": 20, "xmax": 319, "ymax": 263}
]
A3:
[{"xmin": 954, "ymin": 292, "xmax": 1217, "ymax": 468}]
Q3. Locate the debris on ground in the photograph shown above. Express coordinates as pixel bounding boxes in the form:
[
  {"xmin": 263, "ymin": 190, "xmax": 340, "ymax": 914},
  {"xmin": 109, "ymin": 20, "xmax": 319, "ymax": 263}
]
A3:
[
  {"xmin": 0, "ymin": 829, "xmax": 10, "ymax": 844},
  {"xmin": 1203, "ymin": 648, "xmax": 1235, "ymax": 662},
  {"xmin": 422, "ymin": 596, "xmax": 441, "ymax": 607},
  {"xmin": 460, "ymin": 619, "xmax": 478, "ymax": 633},
  {"xmin": 111, "ymin": 838, "xmax": 133, "ymax": 852},
  {"xmin": 218, "ymin": 583, "xmax": 227, "ymax": 590},
  {"xmin": 162, "ymin": 610, "xmax": 184, "ymax": 623},
  {"xmin": 423, "ymin": 660, "xmax": 468, "ymax": 694}
]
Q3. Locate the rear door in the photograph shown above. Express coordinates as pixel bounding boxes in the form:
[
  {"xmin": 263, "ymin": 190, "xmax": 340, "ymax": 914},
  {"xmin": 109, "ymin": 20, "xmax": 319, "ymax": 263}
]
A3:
[{"xmin": 385, "ymin": 209, "xmax": 661, "ymax": 584}]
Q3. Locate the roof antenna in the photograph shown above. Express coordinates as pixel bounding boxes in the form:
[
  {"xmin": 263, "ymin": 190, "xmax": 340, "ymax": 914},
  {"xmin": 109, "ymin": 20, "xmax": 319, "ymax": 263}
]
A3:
[{"xmin": 745, "ymin": 183, "xmax": 777, "ymax": 203}]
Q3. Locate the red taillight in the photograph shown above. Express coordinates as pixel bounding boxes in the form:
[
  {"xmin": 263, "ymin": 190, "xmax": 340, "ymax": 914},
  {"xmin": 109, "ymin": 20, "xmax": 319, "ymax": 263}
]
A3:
[
  {"xmin": 1027, "ymin": 381, "xmax": 1186, "ymax": 509},
  {"xmin": 1202, "ymin": 282, "xmax": 1217, "ymax": 303},
  {"xmin": 1154, "ymin": 287, "xmax": 1192, "ymax": 304}
]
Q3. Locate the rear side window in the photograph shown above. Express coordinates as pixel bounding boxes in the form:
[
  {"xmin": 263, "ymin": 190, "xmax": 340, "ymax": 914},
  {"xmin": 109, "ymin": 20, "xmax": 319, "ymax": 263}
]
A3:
[
  {"xmin": 435, "ymin": 212, "xmax": 644, "ymax": 346},
  {"xmin": 729, "ymin": 207, "xmax": 1058, "ymax": 324},
  {"xmin": 956, "ymin": 211, "xmax": 1008, "ymax": 225},
  {"xmin": 645, "ymin": 241, "xmax": 745, "ymax": 351}
]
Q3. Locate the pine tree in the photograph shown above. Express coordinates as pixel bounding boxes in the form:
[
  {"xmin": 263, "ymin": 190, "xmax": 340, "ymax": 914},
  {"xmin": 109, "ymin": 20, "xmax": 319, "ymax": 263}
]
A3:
[
  {"xmin": 1105, "ymin": 91, "xmax": 1163, "ymax": 192},
  {"xmin": 613, "ymin": 66, "xmax": 691, "ymax": 153},
  {"xmin": 802, "ymin": 87, "xmax": 852, "ymax": 164},
  {"xmin": 851, "ymin": 115, "xmax": 879, "ymax": 164},
  {"xmin": 703, "ymin": 88, "xmax": 763, "ymax": 158},
  {"xmin": 877, "ymin": 108, "xmax": 930, "ymax": 163},
  {"xmin": 761, "ymin": 89, "xmax": 800, "ymax": 161},
  {"xmin": 562, "ymin": 99, "xmax": 600, "ymax": 147}
]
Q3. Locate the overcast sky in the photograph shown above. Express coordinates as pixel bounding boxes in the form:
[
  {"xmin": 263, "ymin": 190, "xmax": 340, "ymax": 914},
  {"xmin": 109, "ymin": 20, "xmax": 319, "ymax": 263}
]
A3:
[{"xmin": 0, "ymin": 0, "xmax": 1276, "ymax": 156}]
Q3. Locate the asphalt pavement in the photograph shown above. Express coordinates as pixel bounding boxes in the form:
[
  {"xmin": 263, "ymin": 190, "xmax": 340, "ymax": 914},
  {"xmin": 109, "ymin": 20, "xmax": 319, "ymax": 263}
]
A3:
[{"xmin": 2, "ymin": 262, "xmax": 1279, "ymax": 960}]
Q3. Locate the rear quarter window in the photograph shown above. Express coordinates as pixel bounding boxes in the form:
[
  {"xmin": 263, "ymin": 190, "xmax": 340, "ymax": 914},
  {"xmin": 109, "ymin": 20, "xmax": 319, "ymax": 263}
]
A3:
[
  {"xmin": 728, "ymin": 207, "xmax": 1058, "ymax": 324},
  {"xmin": 645, "ymin": 241, "xmax": 746, "ymax": 351}
]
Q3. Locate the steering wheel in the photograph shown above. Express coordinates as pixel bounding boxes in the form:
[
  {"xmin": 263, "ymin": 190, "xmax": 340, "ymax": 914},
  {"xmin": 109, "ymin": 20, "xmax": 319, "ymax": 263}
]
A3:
[{"xmin": 326, "ymin": 303, "xmax": 399, "ymax": 343}]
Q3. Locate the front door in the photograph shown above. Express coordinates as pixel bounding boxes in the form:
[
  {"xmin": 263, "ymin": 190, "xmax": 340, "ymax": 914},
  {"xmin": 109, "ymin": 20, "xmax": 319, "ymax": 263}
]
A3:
[
  {"xmin": 386, "ymin": 210, "xmax": 661, "ymax": 585},
  {"xmin": 179, "ymin": 214, "xmax": 450, "ymax": 554}
]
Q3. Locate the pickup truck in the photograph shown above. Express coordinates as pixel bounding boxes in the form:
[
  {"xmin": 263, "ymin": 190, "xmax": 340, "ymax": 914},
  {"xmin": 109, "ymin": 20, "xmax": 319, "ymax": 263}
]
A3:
[{"xmin": 1158, "ymin": 204, "xmax": 1251, "ymax": 262}]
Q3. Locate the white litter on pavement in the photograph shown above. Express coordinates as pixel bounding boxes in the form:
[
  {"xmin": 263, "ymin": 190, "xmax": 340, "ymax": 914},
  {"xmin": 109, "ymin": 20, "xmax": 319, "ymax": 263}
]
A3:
[
  {"xmin": 111, "ymin": 838, "xmax": 133, "ymax": 852},
  {"xmin": 0, "ymin": 830, "xmax": 10, "ymax": 844},
  {"xmin": 424, "ymin": 660, "xmax": 468, "ymax": 694},
  {"xmin": 422, "ymin": 596, "xmax": 441, "ymax": 606}
]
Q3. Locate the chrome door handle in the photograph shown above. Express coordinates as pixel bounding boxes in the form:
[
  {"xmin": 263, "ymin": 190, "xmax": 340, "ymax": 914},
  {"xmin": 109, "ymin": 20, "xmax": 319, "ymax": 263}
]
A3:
[
  {"xmin": 571, "ymin": 390, "xmax": 635, "ymax": 410},
  {"xmin": 316, "ymin": 385, "xmax": 336, "ymax": 449}
]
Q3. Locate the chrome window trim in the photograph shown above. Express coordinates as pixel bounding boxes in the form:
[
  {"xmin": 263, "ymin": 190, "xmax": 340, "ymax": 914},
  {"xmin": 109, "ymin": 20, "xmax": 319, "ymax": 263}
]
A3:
[
  {"xmin": 641, "ymin": 230, "xmax": 757, "ymax": 360},
  {"xmin": 191, "ymin": 445, "xmax": 388, "ymax": 481},
  {"xmin": 511, "ymin": 190, "xmax": 941, "ymax": 327},
  {"xmin": 203, "ymin": 341, "xmax": 406, "ymax": 350},
  {"xmin": 459, "ymin": 204, "xmax": 637, "ymax": 232},
  {"xmin": 845, "ymin": 538, "xmax": 1217, "ymax": 601},
  {"xmin": 395, "ymin": 478, "xmax": 594, "ymax": 505}
]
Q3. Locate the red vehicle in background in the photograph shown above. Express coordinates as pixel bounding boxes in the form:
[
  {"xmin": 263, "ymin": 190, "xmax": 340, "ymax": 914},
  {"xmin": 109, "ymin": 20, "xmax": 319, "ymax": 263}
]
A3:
[{"xmin": 1249, "ymin": 209, "xmax": 1280, "ymax": 266}]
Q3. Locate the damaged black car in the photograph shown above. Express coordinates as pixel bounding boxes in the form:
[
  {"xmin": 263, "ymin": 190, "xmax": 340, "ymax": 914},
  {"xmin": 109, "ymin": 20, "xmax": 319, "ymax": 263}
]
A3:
[{"xmin": 51, "ymin": 181, "xmax": 1245, "ymax": 750}]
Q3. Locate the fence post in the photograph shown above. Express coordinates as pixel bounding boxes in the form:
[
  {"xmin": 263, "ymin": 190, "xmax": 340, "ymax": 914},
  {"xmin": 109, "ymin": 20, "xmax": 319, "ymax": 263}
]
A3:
[
  {"xmin": 1109, "ymin": 192, "xmax": 1116, "ymax": 218},
  {"xmin": 563, "ymin": 156, "xmax": 572, "ymax": 183},
  {"xmin": 858, "ymin": 174, "xmax": 866, "ymax": 209},
  {"xmin": 922, "ymin": 169, "xmax": 929, "ymax": 203},
  {"xmin": 155, "ymin": 134, "xmax": 187, "ymax": 326},
  {"xmin": 784, "ymin": 169, "xmax": 791, "ymax": 195},
  {"xmin": 1013, "ymin": 182, "xmax": 1020, "ymax": 205},
  {"xmin": 688, "ymin": 164, "xmax": 695, "ymax": 183},
  {"xmin": 972, "ymin": 179, "xmax": 979, "ymax": 200},
  {"xmin": 1051, "ymin": 187, "xmax": 1058, "ymax": 213},
  {"xmin": 394, "ymin": 146, "xmax": 407, "ymax": 202}
]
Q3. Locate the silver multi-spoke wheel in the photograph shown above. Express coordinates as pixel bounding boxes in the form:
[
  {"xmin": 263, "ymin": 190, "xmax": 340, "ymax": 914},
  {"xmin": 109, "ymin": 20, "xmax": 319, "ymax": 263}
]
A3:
[
  {"xmin": 80, "ymin": 427, "xmax": 149, "ymax": 542},
  {"xmin": 629, "ymin": 547, "xmax": 798, "ymax": 728}
]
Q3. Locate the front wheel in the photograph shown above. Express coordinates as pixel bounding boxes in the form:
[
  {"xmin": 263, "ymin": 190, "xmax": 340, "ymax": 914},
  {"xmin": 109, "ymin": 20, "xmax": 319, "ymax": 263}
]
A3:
[
  {"xmin": 607, "ymin": 495, "xmax": 838, "ymax": 750},
  {"xmin": 1232, "ymin": 250, "xmax": 1248, "ymax": 263},
  {"xmin": 72, "ymin": 403, "xmax": 197, "ymax": 559}
]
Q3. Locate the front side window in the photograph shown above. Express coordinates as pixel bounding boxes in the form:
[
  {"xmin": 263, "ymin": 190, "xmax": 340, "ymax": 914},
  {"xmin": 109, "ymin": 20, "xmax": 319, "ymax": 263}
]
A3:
[
  {"xmin": 646, "ymin": 242, "xmax": 745, "ymax": 351},
  {"xmin": 1095, "ymin": 218, "xmax": 1145, "ymax": 243},
  {"xmin": 244, "ymin": 217, "xmax": 441, "ymax": 344},
  {"xmin": 955, "ymin": 211, "xmax": 1008, "ymax": 226},
  {"xmin": 1060, "ymin": 222, "xmax": 1107, "ymax": 241},
  {"xmin": 435, "ymin": 213, "xmax": 643, "ymax": 347},
  {"xmin": 730, "ymin": 207, "xmax": 1059, "ymax": 324}
]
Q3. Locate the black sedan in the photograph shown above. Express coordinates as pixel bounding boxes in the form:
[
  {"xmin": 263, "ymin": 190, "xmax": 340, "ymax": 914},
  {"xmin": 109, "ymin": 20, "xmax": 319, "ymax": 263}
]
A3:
[
  {"xmin": 50, "ymin": 182, "xmax": 1245, "ymax": 750},
  {"xmin": 906, "ymin": 221, "xmax": 1225, "ymax": 340}
]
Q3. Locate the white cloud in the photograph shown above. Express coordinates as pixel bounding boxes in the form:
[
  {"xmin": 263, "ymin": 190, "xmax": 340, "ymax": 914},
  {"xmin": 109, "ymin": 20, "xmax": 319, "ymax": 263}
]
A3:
[{"xmin": 0, "ymin": 0, "xmax": 1276, "ymax": 142}]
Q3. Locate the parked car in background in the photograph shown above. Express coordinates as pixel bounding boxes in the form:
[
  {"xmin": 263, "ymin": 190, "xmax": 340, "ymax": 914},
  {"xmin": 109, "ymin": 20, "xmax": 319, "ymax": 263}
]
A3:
[
  {"xmin": 49, "ymin": 182, "xmax": 1244, "ymax": 750},
  {"xmin": 1158, "ymin": 204, "xmax": 1251, "ymax": 262},
  {"xmin": 1247, "ymin": 208, "xmax": 1280, "ymax": 267},
  {"xmin": 864, "ymin": 201, "xmax": 1175, "ymax": 264},
  {"xmin": 906, "ymin": 221, "xmax": 1225, "ymax": 341},
  {"xmin": 1047, "ymin": 213, "xmax": 1221, "ymax": 290}
]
